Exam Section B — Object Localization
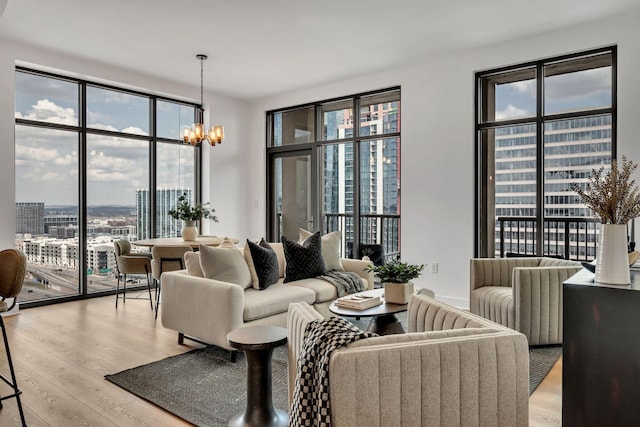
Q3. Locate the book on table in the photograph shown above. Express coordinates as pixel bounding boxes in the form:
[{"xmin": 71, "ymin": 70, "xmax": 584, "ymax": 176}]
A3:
[{"xmin": 336, "ymin": 293, "xmax": 382, "ymax": 310}]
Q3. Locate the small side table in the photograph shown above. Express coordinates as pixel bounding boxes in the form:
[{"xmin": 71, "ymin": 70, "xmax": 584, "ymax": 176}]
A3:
[{"xmin": 227, "ymin": 325, "xmax": 288, "ymax": 427}]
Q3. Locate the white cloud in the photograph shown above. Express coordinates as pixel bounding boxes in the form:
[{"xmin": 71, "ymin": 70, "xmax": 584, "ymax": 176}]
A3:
[
  {"xmin": 88, "ymin": 123, "xmax": 119, "ymax": 132},
  {"xmin": 15, "ymin": 144, "xmax": 59, "ymax": 162},
  {"xmin": 495, "ymin": 104, "xmax": 529, "ymax": 120},
  {"xmin": 121, "ymin": 126, "xmax": 148, "ymax": 136},
  {"xmin": 511, "ymin": 80, "xmax": 535, "ymax": 95},
  {"xmin": 15, "ymin": 99, "xmax": 77, "ymax": 125}
]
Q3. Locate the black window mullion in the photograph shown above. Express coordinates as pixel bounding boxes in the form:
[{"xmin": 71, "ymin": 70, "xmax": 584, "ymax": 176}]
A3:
[
  {"xmin": 150, "ymin": 97, "xmax": 157, "ymax": 238},
  {"xmin": 535, "ymin": 63, "xmax": 544, "ymax": 256},
  {"xmin": 79, "ymin": 81, "xmax": 88, "ymax": 295},
  {"xmin": 353, "ymin": 97, "xmax": 361, "ymax": 259}
]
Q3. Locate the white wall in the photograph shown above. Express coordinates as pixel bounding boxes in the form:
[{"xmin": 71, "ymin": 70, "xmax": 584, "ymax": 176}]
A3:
[
  {"xmin": 246, "ymin": 9, "xmax": 640, "ymax": 307},
  {"xmin": 0, "ymin": 38, "xmax": 250, "ymax": 248},
  {"xmin": 2, "ymin": 8, "xmax": 639, "ymax": 307}
]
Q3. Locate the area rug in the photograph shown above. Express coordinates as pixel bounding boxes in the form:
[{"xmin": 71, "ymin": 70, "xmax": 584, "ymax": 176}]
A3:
[
  {"xmin": 529, "ymin": 345, "xmax": 562, "ymax": 394},
  {"xmin": 106, "ymin": 340, "xmax": 561, "ymax": 427},
  {"xmin": 106, "ymin": 344, "xmax": 289, "ymax": 427}
]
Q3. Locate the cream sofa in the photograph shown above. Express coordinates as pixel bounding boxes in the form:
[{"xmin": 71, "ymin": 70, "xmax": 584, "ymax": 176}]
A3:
[
  {"xmin": 470, "ymin": 257, "xmax": 582, "ymax": 345},
  {"xmin": 160, "ymin": 242, "xmax": 373, "ymax": 357},
  {"xmin": 288, "ymin": 294, "xmax": 530, "ymax": 426}
]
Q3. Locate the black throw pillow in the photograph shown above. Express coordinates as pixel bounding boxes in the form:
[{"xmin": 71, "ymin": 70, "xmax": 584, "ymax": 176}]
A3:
[
  {"xmin": 282, "ymin": 232, "xmax": 326, "ymax": 282},
  {"xmin": 246, "ymin": 238, "xmax": 279, "ymax": 290}
]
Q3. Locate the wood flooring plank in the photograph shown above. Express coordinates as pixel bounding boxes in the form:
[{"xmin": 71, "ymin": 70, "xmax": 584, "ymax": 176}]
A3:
[{"xmin": 0, "ymin": 295, "xmax": 563, "ymax": 426}]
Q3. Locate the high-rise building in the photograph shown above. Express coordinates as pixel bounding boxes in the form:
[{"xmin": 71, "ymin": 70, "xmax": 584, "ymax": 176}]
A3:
[
  {"xmin": 494, "ymin": 115, "xmax": 611, "ymax": 259},
  {"xmin": 16, "ymin": 202, "xmax": 45, "ymax": 235},
  {"xmin": 136, "ymin": 188, "xmax": 193, "ymax": 239},
  {"xmin": 44, "ymin": 214, "xmax": 78, "ymax": 234}
]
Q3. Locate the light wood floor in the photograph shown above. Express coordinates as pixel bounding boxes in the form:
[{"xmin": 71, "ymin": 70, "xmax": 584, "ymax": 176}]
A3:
[{"xmin": 0, "ymin": 295, "xmax": 562, "ymax": 426}]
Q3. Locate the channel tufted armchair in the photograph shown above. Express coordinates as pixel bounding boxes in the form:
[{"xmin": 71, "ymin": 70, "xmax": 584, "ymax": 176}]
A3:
[
  {"xmin": 288, "ymin": 294, "xmax": 530, "ymax": 426},
  {"xmin": 470, "ymin": 257, "xmax": 582, "ymax": 345}
]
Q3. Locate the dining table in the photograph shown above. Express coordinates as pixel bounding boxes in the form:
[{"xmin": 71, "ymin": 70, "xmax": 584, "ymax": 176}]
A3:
[{"xmin": 132, "ymin": 236, "xmax": 239, "ymax": 250}]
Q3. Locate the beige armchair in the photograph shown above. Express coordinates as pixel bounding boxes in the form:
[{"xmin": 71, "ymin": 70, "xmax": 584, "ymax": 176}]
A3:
[
  {"xmin": 470, "ymin": 257, "xmax": 582, "ymax": 345},
  {"xmin": 114, "ymin": 240, "xmax": 153, "ymax": 310},
  {"xmin": 288, "ymin": 295, "xmax": 529, "ymax": 427}
]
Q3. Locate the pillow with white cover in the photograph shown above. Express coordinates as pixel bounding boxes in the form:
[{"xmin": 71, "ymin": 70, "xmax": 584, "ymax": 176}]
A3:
[
  {"xmin": 184, "ymin": 251, "xmax": 204, "ymax": 277},
  {"xmin": 199, "ymin": 244, "xmax": 252, "ymax": 289},
  {"xmin": 299, "ymin": 228, "xmax": 344, "ymax": 272}
]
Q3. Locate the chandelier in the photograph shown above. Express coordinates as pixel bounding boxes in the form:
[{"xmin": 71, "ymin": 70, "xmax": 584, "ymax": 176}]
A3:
[{"xmin": 182, "ymin": 54, "xmax": 224, "ymax": 146}]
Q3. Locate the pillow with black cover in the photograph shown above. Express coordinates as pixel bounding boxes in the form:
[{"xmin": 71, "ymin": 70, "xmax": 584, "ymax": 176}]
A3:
[
  {"xmin": 246, "ymin": 238, "xmax": 279, "ymax": 290},
  {"xmin": 282, "ymin": 232, "xmax": 326, "ymax": 282}
]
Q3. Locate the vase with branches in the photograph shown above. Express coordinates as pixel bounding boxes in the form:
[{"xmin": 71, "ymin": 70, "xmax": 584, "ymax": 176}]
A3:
[{"xmin": 571, "ymin": 156, "xmax": 640, "ymax": 284}]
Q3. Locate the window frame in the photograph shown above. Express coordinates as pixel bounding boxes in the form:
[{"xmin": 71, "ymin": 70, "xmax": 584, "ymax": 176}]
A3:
[
  {"xmin": 474, "ymin": 46, "xmax": 617, "ymax": 258},
  {"xmin": 265, "ymin": 87, "xmax": 401, "ymax": 260},
  {"xmin": 14, "ymin": 66, "xmax": 203, "ymax": 308}
]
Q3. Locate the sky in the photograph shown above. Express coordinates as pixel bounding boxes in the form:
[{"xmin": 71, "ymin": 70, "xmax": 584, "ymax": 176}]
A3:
[
  {"xmin": 494, "ymin": 67, "xmax": 611, "ymax": 120},
  {"xmin": 15, "ymin": 72, "xmax": 196, "ymax": 206}
]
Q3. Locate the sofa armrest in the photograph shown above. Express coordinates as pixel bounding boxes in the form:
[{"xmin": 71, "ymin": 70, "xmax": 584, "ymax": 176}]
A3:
[
  {"xmin": 328, "ymin": 331, "xmax": 529, "ymax": 427},
  {"xmin": 513, "ymin": 264, "xmax": 582, "ymax": 345},
  {"xmin": 340, "ymin": 258, "xmax": 374, "ymax": 290},
  {"xmin": 160, "ymin": 270, "xmax": 245, "ymax": 350},
  {"xmin": 287, "ymin": 302, "xmax": 324, "ymax": 404},
  {"xmin": 470, "ymin": 257, "xmax": 542, "ymax": 293},
  {"xmin": 407, "ymin": 293, "xmax": 507, "ymax": 332}
]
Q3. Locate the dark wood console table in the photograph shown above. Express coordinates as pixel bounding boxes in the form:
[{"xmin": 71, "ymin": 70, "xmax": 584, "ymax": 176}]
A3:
[{"xmin": 563, "ymin": 268, "xmax": 640, "ymax": 426}]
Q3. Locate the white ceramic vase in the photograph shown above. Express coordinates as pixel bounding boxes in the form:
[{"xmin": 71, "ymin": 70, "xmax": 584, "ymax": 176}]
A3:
[
  {"xmin": 181, "ymin": 220, "xmax": 198, "ymax": 241},
  {"xmin": 383, "ymin": 281, "xmax": 414, "ymax": 304},
  {"xmin": 595, "ymin": 223, "xmax": 630, "ymax": 285}
]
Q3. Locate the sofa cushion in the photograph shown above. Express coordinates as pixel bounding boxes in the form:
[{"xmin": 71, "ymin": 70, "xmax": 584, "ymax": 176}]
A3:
[
  {"xmin": 299, "ymin": 228, "xmax": 344, "ymax": 272},
  {"xmin": 471, "ymin": 286, "xmax": 515, "ymax": 329},
  {"xmin": 184, "ymin": 251, "xmax": 204, "ymax": 277},
  {"xmin": 286, "ymin": 277, "xmax": 346, "ymax": 303},
  {"xmin": 199, "ymin": 244, "xmax": 252, "ymax": 289},
  {"xmin": 243, "ymin": 282, "xmax": 316, "ymax": 322},
  {"xmin": 282, "ymin": 232, "xmax": 326, "ymax": 282},
  {"xmin": 245, "ymin": 238, "xmax": 279, "ymax": 290}
]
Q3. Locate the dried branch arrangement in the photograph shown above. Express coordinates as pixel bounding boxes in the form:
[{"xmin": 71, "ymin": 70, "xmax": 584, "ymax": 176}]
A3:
[{"xmin": 571, "ymin": 155, "xmax": 640, "ymax": 224}]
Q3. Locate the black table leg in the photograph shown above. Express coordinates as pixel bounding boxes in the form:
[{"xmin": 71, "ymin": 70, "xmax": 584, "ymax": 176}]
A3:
[
  {"xmin": 229, "ymin": 347, "xmax": 288, "ymax": 427},
  {"xmin": 367, "ymin": 314, "xmax": 405, "ymax": 335}
]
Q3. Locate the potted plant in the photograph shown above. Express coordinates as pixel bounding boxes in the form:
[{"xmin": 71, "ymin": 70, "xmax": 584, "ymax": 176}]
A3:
[
  {"xmin": 366, "ymin": 260, "xmax": 425, "ymax": 304},
  {"xmin": 168, "ymin": 193, "xmax": 218, "ymax": 241},
  {"xmin": 571, "ymin": 155, "xmax": 640, "ymax": 284}
]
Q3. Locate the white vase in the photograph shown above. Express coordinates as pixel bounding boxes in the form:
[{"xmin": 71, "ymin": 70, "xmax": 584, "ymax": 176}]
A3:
[
  {"xmin": 595, "ymin": 224, "xmax": 630, "ymax": 285},
  {"xmin": 383, "ymin": 281, "xmax": 414, "ymax": 304},
  {"xmin": 181, "ymin": 220, "xmax": 198, "ymax": 241}
]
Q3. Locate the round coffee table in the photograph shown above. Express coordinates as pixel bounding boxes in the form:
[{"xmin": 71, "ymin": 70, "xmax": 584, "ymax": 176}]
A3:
[
  {"xmin": 227, "ymin": 325, "xmax": 288, "ymax": 427},
  {"xmin": 329, "ymin": 288, "xmax": 408, "ymax": 335}
]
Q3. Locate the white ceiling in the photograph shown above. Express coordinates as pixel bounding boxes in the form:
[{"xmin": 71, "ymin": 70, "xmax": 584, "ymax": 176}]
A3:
[{"xmin": 0, "ymin": 0, "xmax": 636, "ymax": 100}]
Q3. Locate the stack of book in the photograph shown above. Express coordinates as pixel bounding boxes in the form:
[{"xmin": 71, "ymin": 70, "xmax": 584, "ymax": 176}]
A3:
[{"xmin": 336, "ymin": 293, "xmax": 382, "ymax": 310}]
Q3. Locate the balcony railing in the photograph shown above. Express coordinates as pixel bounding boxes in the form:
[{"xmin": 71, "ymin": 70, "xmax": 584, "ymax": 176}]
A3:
[
  {"xmin": 324, "ymin": 213, "xmax": 400, "ymax": 263},
  {"xmin": 276, "ymin": 212, "xmax": 400, "ymax": 263},
  {"xmin": 497, "ymin": 216, "xmax": 599, "ymax": 261}
]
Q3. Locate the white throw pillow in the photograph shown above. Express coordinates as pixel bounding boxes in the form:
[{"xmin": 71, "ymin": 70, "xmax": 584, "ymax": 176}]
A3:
[
  {"xmin": 184, "ymin": 252, "xmax": 204, "ymax": 277},
  {"xmin": 299, "ymin": 228, "xmax": 344, "ymax": 271},
  {"xmin": 199, "ymin": 244, "xmax": 252, "ymax": 289}
]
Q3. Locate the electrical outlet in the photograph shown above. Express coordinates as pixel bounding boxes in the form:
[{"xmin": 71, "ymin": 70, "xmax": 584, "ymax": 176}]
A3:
[{"xmin": 430, "ymin": 263, "xmax": 438, "ymax": 274}]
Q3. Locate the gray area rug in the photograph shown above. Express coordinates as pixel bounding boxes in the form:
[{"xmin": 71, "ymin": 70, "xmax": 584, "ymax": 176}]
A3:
[
  {"xmin": 106, "ymin": 318, "xmax": 561, "ymax": 426},
  {"xmin": 529, "ymin": 345, "xmax": 562, "ymax": 394}
]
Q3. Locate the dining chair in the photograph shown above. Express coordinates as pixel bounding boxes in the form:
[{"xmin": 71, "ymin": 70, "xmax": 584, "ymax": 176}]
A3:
[
  {"xmin": 113, "ymin": 240, "xmax": 154, "ymax": 310},
  {"xmin": 0, "ymin": 249, "xmax": 27, "ymax": 426},
  {"xmin": 151, "ymin": 245, "xmax": 193, "ymax": 319}
]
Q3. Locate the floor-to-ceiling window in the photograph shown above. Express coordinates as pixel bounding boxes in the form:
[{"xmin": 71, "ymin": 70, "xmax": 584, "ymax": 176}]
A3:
[
  {"xmin": 15, "ymin": 67, "xmax": 201, "ymax": 306},
  {"xmin": 266, "ymin": 88, "xmax": 400, "ymax": 262},
  {"xmin": 475, "ymin": 47, "xmax": 616, "ymax": 260}
]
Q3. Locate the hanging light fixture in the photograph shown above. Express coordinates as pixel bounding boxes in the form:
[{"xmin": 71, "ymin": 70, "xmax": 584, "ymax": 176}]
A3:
[{"xmin": 183, "ymin": 54, "xmax": 224, "ymax": 146}]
